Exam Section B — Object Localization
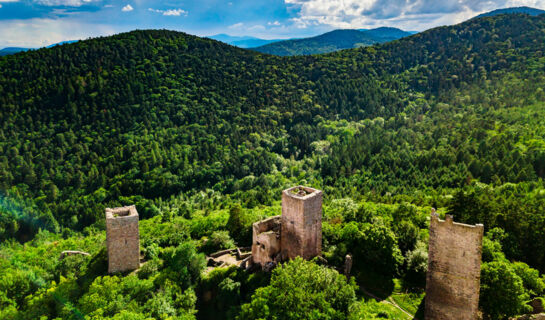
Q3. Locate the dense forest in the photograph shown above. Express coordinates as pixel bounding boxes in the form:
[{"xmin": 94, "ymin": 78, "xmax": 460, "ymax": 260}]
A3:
[
  {"xmin": 252, "ymin": 27, "xmax": 413, "ymax": 56},
  {"xmin": 1, "ymin": 13, "xmax": 545, "ymax": 319}
]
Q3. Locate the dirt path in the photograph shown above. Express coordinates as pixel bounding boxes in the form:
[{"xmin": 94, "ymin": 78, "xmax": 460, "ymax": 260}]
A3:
[{"xmin": 359, "ymin": 286, "xmax": 416, "ymax": 319}]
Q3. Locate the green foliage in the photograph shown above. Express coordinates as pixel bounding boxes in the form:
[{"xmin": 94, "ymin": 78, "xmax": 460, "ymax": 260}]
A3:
[
  {"xmin": 480, "ymin": 260, "xmax": 531, "ymax": 319},
  {"xmin": 200, "ymin": 230, "xmax": 235, "ymax": 254},
  {"xmin": 339, "ymin": 221, "xmax": 403, "ymax": 276},
  {"xmin": 1, "ymin": 12, "xmax": 545, "ymax": 320},
  {"xmin": 162, "ymin": 242, "xmax": 206, "ymax": 289},
  {"xmin": 404, "ymin": 241, "xmax": 428, "ymax": 287},
  {"xmin": 238, "ymin": 258, "xmax": 357, "ymax": 320}
]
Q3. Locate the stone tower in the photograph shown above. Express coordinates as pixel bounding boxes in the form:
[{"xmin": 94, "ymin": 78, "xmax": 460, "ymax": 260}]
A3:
[
  {"xmin": 281, "ymin": 186, "xmax": 322, "ymax": 260},
  {"xmin": 105, "ymin": 205, "xmax": 140, "ymax": 273},
  {"xmin": 425, "ymin": 212, "xmax": 484, "ymax": 320}
]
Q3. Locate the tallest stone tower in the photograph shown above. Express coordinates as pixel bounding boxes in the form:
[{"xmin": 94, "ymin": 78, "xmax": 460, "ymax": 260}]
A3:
[{"xmin": 280, "ymin": 186, "xmax": 322, "ymax": 260}]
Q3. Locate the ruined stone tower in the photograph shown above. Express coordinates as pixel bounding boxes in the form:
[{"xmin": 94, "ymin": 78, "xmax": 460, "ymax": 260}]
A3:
[
  {"xmin": 252, "ymin": 216, "xmax": 282, "ymax": 267},
  {"xmin": 425, "ymin": 212, "xmax": 484, "ymax": 320},
  {"xmin": 105, "ymin": 205, "xmax": 140, "ymax": 273},
  {"xmin": 280, "ymin": 186, "xmax": 322, "ymax": 260}
]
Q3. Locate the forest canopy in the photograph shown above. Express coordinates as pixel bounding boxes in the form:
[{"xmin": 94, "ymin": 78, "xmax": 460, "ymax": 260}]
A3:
[{"xmin": 1, "ymin": 13, "xmax": 545, "ymax": 320}]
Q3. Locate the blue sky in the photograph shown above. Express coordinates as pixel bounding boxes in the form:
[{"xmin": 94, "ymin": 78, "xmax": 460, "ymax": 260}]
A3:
[{"xmin": 0, "ymin": 0, "xmax": 544, "ymax": 48}]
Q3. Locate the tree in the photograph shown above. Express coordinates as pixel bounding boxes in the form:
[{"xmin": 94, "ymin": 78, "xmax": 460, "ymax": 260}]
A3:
[
  {"xmin": 480, "ymin": 260, "xmax": 530, "ymax": 319},
  {"xmin": 238, "ymin": 258, "xmax": 357, "ymax": 320}
]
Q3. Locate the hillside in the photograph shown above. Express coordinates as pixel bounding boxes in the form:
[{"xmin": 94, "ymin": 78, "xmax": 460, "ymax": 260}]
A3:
[
  {"xmin": 0, "ymin": 41, "xmax": 79, "ymax": 57},
  {"xmin": 476, "ymin": 6, "xmax": 545, "ymax": 18},
  {"xmin": 252, "ymin": 27, "xmax": 412, "ymax": 55},
  {"xmin": 0, "ymin": 47, "xmax": 30, "ymax": 56},
  {"xmin": 1, "ymin": 14, "xmax": 545, "ymax": 319}
]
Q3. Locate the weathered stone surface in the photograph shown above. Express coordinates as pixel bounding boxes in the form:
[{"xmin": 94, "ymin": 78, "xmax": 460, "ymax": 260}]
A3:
[
  {"xmin": 251, "ymin": 215, "xmax": 282, "ymax": 267},
  {"xmin": 425, "ymin": 213, "xmax": 484, "ymax": 320},
  {"xmin": 531, "ymin": 299, "xmax": 545, "ymax": 314},
  {"xmin": 281, "ymin": 186, "xmax": 322, "ymax": 260},
  {"xmin": 105, "ymin": 205, "xmax": 140, "ymax": 273}
]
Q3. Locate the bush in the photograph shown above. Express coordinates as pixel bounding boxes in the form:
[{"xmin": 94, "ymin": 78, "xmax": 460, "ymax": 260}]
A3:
[{"xmin": 201, "ymin": 230, "xmax": 235, "ymax": 254}]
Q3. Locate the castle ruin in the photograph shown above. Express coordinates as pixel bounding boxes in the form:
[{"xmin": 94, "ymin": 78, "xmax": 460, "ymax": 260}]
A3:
[
  {"xmin": 252, "ymin": 216, "xmax": 282, "ymax": 267},
  {"xmin": 105, "ymin": 205, "xmax": 140, "ymax": 273},
  {"xmin": 251, "ymin": 186, "xmax": 322, "ymax": 269},
  {"xmin": 426, "ymin": 211, "xmax": 484, "ymax": 320}
]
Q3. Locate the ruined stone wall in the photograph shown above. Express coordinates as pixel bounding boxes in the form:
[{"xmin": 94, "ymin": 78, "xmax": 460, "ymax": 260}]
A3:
[
  {"xmin": 426, "ymin": 214, "xmax": 484, "ymax": 320},
  {"xmin": 281, "ymin": 186, "xmax": 322, "ymax": 260},
  {"xmin": 105, "ymin": 205, "xmax": 140, "ymax": 273},
  {"xmin": 251, "ymin": 215, "xmax": 281, "ymax": 267}
]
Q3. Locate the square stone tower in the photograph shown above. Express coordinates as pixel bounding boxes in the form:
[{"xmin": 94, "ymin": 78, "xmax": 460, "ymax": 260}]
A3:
[
  {"xmin": 105, "ymin": 205, "xmax": 140, "ymax": 273},
  {"xmin": 425, "ymin": 212, "xmax": 484, "ymax": 320},
  {"xmin": 281, "ymin": 186, "xmax": 322, "ymax": 260}
]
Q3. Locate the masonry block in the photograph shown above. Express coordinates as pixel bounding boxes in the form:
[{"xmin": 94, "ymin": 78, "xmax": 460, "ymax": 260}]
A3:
[
  {"xmin": 105, "ymin": 205, "xmax": 140, "ymax": 273},
  {"xmin": 425, "ymin": 213, "xmax": 484, "ymax": 320},
  {"xmin": 281, "ymin": 186, "xmax": 322, "ymax": 260},
  {"xmin": 251, "ymin": 216, "xmax": 282, "ymax": 267}
]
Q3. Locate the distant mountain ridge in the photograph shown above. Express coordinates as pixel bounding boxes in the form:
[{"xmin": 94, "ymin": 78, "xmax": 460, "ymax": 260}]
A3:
[
  {"xmin": 252, "ymin": 27, "xmax": 414, "ymax": 56},
  {"xmin": 0, "ymin": 40, "xmax": 79, "ymax": 56},
  {"xmin": 475, "ymin": 6, "xmax": 545, "ymax": 18},
  {"xmin": 207, "ymin": 34, "xmax": 282, "ymax": 48}
]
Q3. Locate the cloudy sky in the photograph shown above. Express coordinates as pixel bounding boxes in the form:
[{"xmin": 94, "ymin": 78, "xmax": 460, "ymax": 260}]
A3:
[{"xmin": 0, "ymin": 0, "xmax": 544, "ymax": 48}]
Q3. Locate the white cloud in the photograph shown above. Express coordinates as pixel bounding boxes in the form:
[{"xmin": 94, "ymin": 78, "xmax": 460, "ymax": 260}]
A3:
[
  {"xmin": 34, "ymin": 0, "xmax": 98, "ymax": 6},
  {"xmin": 148, "ymin": 7, "xmax": 187, "ymax": 16},
  {"xmin": 228, "ymin": 22, "xmax": 244, "ymax": 29},
  {"xmin": 268, "ymin": 21, "xmax": 281, "ymax": 26},
  {"xmin": 0, "ymin": 0, "xmax": 20, "ymax": 2},
  {"xmin": 0, "ymin": 4, "xmax": 2, "ymax": 8},
  {"xmin": 121, "ymin": 4, "xmax": 133, "ymax": 12},
  {"xmin": 0, "ymin": 17, "xmax": 118, "ymax": 48},
  {"xmin": 285, "ymin": 0, "xmax": 545, "ymax": 31},
  {"xmin": 163, "ymin": 8, "xmax": 186, "ymax": 16}
]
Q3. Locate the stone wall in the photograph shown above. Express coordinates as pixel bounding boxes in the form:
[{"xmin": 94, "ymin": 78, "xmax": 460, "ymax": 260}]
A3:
[
  {"xmin": 281, "ymin": 186, "xmax": 322, "ymax": 260},
  {"xmin": 251, "ymin": 216, "xmax": 281, "ymax": 267},
  {"xmin": 105, "ymin": 205, "xmax": 140, "ymax": 273},
  {"xmin": 425, "ymin": 213, "xmax": 484, "ymax": 320}
]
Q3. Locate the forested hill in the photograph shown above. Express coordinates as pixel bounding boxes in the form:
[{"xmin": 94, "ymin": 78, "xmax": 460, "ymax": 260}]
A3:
[
  {"xmin": 252, "ymin": 27, "xmax": 412, "ymax": 56},
  {"xmin": 1, "ymin": 13, "xmax": 545, "ymax": 241},
  {"xmin": 2, "ymin": 13, "xmax": 545, "ymax": 320},
  {"xmin": 475, "ymin": 6, "xmax": 545, "ymax": 18}
]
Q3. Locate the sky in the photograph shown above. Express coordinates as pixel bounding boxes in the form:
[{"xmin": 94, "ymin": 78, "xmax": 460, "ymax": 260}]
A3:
[{"xmin": 0, "ymin": 0, "xmax": 544, "ymax": 48}]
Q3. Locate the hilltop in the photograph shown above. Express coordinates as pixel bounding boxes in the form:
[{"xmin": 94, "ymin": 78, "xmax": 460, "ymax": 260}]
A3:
[
  {"xmin": 475, "ymin": 6, "xmax": 545, "ymax": 18},
  {"xmin": 252, "ymin": 27, "xmax": 413, "ymax": 55},
  {"xmin": 1, "ymin": 13, "xmax": 545, "ymax": 319}
]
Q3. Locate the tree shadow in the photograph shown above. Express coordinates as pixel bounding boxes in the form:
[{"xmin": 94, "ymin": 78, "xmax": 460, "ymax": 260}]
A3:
[
  {"xmin": 354, "ymin": 266, "xmax": 395, "ymax": 300},
  {"xmin": 414, "ymin": 296, "xmax": 425, "ymax": 320}
]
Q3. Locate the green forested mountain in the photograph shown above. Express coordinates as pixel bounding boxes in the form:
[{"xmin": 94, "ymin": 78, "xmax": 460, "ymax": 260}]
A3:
[
  {"xmin": 252, "ymin": 27, "xmax": 413, "ymax": 56},
  {"xmin": 1, "ymin": 14, "xmax": 545, "ymax": 320},
  {"xmin": 475, "ymin": 6, "xmax": 545, "ymax": 18}
]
